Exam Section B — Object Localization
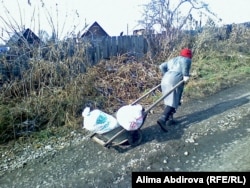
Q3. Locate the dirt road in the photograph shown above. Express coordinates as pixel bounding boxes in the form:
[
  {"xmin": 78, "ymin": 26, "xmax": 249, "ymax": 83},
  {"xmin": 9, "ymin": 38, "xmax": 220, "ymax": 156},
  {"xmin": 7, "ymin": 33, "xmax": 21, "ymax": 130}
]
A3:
[{"xmin": 0, "ymin": 78, "xmax": 250, "ymax": 188}]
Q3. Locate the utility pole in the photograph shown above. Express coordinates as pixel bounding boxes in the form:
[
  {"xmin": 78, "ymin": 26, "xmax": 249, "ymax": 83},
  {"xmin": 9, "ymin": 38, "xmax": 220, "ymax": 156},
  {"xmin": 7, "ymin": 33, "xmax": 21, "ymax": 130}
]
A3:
[{"xmin": 127, "ymin": 24, "xmax": 128, "ymax": 35}]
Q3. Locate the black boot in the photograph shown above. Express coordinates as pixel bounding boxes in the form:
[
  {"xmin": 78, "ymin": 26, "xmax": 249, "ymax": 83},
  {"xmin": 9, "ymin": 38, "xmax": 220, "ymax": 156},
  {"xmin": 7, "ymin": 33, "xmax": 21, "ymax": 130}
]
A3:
[
  {"xmin": 157, "ymin": 115, "xmax": 168, "ymax": 132},
  {"xmin": 157, "ymin": 106, "xmax": 175, "ymax": 132}
]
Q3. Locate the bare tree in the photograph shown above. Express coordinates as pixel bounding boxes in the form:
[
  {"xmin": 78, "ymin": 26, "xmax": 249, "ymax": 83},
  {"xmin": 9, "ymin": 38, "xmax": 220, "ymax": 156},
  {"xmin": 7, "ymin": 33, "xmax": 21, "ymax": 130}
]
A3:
[{"xmin": 138, "ymin": 0, "xmax": 219, "ymax": 58}]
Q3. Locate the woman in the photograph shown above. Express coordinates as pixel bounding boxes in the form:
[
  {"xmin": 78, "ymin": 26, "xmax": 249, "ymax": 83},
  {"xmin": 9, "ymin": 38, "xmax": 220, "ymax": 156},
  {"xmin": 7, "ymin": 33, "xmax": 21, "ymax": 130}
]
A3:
[{"xmin": 157, "ymin": 48, "xmax": 192, "ymax": 132}]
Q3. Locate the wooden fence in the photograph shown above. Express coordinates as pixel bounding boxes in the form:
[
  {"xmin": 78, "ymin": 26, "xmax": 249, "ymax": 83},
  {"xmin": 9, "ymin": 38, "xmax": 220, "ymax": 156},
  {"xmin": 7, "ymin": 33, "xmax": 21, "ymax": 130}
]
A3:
[
  {"xmin": 0, "ymin": 35, "xmax": 149, "ymax": 85},
  {"xmin": 85, "ymin": 35, "xmax": 148, "ymax": 64}
]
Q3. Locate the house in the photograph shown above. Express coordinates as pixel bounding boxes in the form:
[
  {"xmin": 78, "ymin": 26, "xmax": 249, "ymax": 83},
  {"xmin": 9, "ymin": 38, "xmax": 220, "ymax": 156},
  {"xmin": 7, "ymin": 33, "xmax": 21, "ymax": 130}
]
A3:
[
  {"xmin": 133, "ymin": 28, "xmax": 154, "ymax": 36},
  {"xmin": 133, "ymin": 29, "xmax": 146, "ymax": 35},
  {"xmin": 81, "ymin": 21, "xmax": 110, "ymax": 40},
  {"xmin": 6, "ymin": 28, "xmax": 42, "ymax": 60},
  {"xmin": 80, "ymin": 21, "xmax": 110, "ymax": 64},
  {"xmin": 7, "ymin": 28, "xmax": 41, "ymax": 47}
]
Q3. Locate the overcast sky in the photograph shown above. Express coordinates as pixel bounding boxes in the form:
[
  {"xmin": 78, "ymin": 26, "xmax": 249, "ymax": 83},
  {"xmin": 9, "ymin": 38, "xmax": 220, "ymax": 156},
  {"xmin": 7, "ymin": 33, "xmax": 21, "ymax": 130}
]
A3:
[{"xmin": 0, "ymin": 0, "xmax": 249, "ymax": 43}]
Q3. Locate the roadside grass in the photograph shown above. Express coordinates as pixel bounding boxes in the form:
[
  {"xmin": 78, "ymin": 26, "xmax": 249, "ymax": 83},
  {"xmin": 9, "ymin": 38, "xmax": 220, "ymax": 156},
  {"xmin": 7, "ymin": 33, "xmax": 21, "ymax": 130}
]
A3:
[
  {"xmin": 184, "ymin": 53, "xmax": 250, "ymax": 100},
  {"xmin": 1, "ymin": 27, "xmax": 250, "ymax": 145}
]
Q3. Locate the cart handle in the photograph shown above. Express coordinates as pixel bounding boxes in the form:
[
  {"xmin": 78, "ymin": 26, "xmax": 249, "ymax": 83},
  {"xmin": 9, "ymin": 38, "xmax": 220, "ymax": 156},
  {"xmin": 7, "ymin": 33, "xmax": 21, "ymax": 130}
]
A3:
[
  {"xmin": 144, "ymin": 80, "xmax": 184, "ymax": 114},
  {"xmin": 103, "ymin": 129, "xmax": 126, "ymax": 147},
  {"xmin": 131, "ymin": 83, "xmax": 161, "ymax": 105}
]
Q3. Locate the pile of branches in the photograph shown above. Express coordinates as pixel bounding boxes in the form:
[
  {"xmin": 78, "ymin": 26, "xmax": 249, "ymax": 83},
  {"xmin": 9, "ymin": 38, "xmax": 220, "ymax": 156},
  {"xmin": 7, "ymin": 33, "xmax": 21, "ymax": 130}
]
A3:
[
  {"xmin": 82, "ymin": 57, "xmax": 162, "ymax": 113},
  {"xmin": 0, "ymin": 54, "xmax": 162, "ymax": 143}
]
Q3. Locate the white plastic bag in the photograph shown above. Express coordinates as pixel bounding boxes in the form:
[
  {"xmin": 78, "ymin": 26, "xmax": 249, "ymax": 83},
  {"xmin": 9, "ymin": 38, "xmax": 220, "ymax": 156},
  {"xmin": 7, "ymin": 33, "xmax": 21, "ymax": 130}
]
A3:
[
  {"xmin": 116, "ymin": 104, "xmax": 144, "ymax": 131},
  {"xmin": 82, "ymin": 107, "xmax": 119, "ymax": 134}
]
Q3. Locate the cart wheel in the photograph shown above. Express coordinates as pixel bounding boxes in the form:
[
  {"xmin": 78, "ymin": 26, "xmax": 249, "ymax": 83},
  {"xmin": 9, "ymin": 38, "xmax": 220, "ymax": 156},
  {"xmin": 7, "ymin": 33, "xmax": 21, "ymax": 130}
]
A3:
[{"xmin": 127, "ymin": 129, "xmax": 142, "ymax": 147}]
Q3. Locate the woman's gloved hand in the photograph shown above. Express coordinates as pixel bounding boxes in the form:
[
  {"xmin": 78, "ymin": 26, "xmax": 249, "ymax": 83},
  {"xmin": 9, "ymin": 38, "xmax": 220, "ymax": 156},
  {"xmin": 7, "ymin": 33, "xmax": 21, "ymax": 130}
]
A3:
[{"xmin": 183, "ymin": 76, "xmax": 190, "ymax": 83}]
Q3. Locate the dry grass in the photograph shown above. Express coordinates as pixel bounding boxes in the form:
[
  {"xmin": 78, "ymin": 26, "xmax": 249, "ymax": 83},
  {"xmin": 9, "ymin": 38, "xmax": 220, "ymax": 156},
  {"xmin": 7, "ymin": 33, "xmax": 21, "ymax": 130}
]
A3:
[{"xmin": 1, "ymin": 25, "xmax": 250, "ymax": 144}]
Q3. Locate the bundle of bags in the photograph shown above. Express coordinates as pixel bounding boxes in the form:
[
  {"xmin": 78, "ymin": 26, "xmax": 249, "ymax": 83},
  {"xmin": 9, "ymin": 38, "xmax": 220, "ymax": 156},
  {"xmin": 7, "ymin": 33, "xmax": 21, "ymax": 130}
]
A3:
[
  {"xmin": 82, "ymin": 104, "xmax": 144, "ymax": 134},
  {"xmin": 116, "ymin": 104, "xmax": 144, "ymax": 131},
  {"xmin": 82, "ymin": 107, "xmax": 119, "ymax": 134}
]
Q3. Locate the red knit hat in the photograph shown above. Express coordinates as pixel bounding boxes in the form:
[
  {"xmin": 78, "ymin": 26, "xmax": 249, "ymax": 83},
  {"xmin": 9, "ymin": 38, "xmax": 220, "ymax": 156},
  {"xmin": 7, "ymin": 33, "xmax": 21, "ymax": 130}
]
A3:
[{"xmin": 180, "ymin": 48, "xmax": 192, "ymax": 59}]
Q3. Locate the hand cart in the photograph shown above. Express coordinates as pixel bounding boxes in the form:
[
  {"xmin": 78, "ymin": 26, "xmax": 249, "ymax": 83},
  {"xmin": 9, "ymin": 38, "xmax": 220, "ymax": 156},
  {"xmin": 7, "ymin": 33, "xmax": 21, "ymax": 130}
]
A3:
[{"xmin": 88, "ymin": 80, "xmax": 184, "ymax": 148}]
